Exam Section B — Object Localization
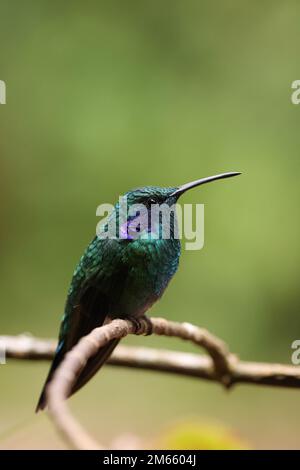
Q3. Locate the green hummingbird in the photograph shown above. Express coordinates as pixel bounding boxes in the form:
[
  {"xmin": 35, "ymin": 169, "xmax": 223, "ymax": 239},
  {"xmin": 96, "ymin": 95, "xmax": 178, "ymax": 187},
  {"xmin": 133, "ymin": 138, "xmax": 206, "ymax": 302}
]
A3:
[{"xmin": 36, "ymin": 171, "xmax": 240, "ymax": 411}]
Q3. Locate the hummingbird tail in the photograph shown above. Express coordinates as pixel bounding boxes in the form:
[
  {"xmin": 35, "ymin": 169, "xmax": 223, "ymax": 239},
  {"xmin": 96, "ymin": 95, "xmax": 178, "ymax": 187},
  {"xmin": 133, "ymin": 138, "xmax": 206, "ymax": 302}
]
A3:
[
  {"xmin": 35, "ymin": 343, "xmax": 66, "ymax": 412},
  {"xmin": 36, "ymin": 286, "xmax": 122, "ymax": 412},
  {"xmin": 35, "ymin": 338, "xmax": 120, "ymax": 412},
  {"xmin": 71, "ymin": 338, "xmax": 120, "ymax": 395}
]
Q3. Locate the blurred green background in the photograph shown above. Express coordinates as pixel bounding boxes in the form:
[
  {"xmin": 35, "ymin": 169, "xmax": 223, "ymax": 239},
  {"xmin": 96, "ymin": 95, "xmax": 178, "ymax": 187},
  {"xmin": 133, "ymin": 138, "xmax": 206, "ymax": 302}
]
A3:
[{"xmin": 1, "ymin": 0, "xmax": 300, "ymax": 449}]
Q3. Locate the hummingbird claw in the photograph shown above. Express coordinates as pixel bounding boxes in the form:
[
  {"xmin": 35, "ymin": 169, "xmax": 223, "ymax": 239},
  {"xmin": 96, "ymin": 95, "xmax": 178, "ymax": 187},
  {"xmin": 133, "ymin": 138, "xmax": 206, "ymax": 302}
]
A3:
[
  {"xmin": 126, "ymin": 316, "xmax": 141, "ymax": 333},
  {"xmin": 125, "ymin": 315, "xmax": 153, "ymax": 335},
  {"xmin": 140, "ymin": 315, "xmax": 153, "ymax": 336}
]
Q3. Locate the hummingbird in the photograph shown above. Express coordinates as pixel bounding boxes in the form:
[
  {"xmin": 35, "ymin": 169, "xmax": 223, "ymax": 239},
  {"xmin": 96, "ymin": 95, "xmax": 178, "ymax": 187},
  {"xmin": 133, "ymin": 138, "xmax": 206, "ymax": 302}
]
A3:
[{"xmin": 36, "ymin": 171, "xmax": 240, "ymax": 411}]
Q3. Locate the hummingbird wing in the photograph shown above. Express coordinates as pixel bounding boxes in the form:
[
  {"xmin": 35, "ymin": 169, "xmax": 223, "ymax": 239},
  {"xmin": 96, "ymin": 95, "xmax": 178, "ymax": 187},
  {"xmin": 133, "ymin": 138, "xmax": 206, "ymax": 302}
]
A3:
[{"xmin": 36, "ymin": 239, "xmax": 128, "ymax": 412}]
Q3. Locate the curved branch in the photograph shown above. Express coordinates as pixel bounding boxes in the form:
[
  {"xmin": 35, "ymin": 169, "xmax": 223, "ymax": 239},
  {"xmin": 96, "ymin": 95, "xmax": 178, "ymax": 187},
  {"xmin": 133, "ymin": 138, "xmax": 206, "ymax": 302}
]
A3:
[
  {"xmin": 46, "ymin": 317, "xmax": 234, "ymax": 449},
  {"xmin": 2, "ymin": 328, "xmax": 300, "ymax": 388},
  {"xmin": 2, "ymin": 318, "xmax": 300, "ymax": 449}
]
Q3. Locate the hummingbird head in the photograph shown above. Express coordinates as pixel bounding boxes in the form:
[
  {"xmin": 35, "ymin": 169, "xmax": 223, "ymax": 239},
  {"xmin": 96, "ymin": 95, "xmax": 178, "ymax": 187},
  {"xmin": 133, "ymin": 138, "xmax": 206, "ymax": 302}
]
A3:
[
  {"xmin": 124, "ymin": 186, "xmax": 178, "ymax": 208},
  {"xmin": 124, "ymin": 171, "xmax": 241, "ymax": 207},
  {"xmin": 110, "ymin": 172, "xmax": 241, "ymax": 241}
]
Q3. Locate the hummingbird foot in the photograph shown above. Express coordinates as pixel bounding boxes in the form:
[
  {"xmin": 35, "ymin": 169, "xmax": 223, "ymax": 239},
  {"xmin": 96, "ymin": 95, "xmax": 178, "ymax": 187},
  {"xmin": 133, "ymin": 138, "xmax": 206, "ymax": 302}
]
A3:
[
  {"xmin": 125, "ymin": 315, "xmax": 153, "ymax": 336},
  {"xmin": 140, "ymin": 315, "xmax": 153, "ymax": 336}
]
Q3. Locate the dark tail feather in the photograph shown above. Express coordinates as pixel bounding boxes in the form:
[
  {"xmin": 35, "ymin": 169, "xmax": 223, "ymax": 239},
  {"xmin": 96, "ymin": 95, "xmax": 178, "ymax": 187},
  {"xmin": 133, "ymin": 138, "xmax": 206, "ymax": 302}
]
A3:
[
  {"xmin": 36, "ymin": 286, "xmax": 118, "ymax": 412},
  {"xmin": 71, "ymin": 338, "xmax": 120, "ymax": 395},
  {"xmin": 35, "ymin": 338, "xmax": 119, "ymax": 412},
  {"xmin": 35, "ymin": 344, "xmax": 65, "ymax": 412}
]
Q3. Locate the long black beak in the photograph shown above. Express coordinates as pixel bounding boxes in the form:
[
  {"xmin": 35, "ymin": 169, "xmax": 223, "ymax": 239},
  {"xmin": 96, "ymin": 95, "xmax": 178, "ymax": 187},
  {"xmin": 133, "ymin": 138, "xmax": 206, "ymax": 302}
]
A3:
[{"xmin": 172, "ymin": 171, "xmax": 241, "ymax": 197}]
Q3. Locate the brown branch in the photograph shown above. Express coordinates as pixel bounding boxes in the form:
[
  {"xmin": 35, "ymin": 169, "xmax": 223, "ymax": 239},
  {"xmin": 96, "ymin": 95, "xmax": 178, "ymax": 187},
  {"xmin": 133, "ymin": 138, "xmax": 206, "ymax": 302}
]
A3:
[
  {"xmin": 2, "ymin": 318, "xmax": 300, "ymax": 449},
  {"xmin": 2, "ymin": 334, "xmax": 56, "ymax": 360},
  {"xmin": 2, "ymin": 326, "xmax": 300, "ymax": 388}
]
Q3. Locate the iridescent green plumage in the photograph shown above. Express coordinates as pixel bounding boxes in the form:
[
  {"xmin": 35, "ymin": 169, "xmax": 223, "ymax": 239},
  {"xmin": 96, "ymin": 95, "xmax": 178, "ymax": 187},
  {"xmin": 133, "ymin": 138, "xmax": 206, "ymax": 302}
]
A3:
[{"xmin": 36, "ymin": 173, "xmax": 240, "ymax": 411}]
